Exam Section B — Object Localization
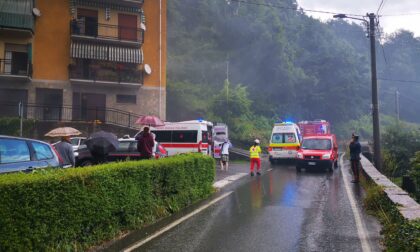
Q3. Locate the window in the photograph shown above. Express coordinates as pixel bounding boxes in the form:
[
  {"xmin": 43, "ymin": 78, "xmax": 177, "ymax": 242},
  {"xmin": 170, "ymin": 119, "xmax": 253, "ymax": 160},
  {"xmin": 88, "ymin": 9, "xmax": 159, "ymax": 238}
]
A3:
[
  {"xmin": 0, "ymin": 139, "xmax": 30, "ymax": 164},
  {"xmin": 271, "ymin": 133, "xmax": 297, "ymax": 144},
  {"xmin": 152, "ymin": 131, "xmax": 172, "ymax": 142},
  {"xmin": 31, "ymin": 142, "xmax": 54, "ymax": 160},
  {"xmin": 301, "ymin": 139, "xmax": 332, "ymax": 150},
  {"xmin": 284, "ymin": 133, "xmax": 296, "ymax": 143},
  {"xmin": 116, "ymin": 95, "xmax": 136, "ymax": 104},
  {"xmin": 271, "ymin": 133, "xmax": 283, "ymax": 144},
  {"xmin": 202, "ymin": 131, "xmax": 208, "ymax": 143},
  {"xmin": 172, "ymin": 131, "xmax": 197, "ymax": 143},
  {"xmin": 117, "ymin": 141, "xmax": 131, "ymax": 152}
]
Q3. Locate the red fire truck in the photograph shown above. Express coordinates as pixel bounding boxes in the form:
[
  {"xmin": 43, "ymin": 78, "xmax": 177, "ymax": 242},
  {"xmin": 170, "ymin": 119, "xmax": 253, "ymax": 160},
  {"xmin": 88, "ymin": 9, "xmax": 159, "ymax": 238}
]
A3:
[{"xmin": 298, "ymin": 120, "xmax": 330, "ymax": 136}]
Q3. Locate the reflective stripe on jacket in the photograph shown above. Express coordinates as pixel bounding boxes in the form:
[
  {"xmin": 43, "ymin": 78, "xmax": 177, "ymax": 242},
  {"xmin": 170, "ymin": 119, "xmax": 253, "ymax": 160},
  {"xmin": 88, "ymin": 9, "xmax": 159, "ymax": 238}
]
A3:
[{"xmin": 249, "ymin": 145, "xmax": 261, "ymax": 158}]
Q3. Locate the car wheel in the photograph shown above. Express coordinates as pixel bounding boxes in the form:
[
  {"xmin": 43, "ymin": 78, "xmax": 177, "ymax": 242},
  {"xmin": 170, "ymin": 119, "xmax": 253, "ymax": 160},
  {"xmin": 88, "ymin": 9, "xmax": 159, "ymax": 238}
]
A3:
[
  {"xmin": 80, "ymin": 159, "xmax": 93, "ymax": 167},
  {"xmin": 296, "ymin": 166, "xmax": 302, "ymax": 172},
  {"xmin": 327, "ymin": 162, "xmax": 334, "ymax": 172}
]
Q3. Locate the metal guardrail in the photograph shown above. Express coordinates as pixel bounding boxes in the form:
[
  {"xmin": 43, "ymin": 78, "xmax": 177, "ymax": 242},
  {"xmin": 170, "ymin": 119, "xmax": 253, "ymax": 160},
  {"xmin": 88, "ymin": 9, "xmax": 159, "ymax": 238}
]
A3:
[
  {"xmin": 70, "ymin": 19, "xmax": 144, "ymax": 43},
  {"xmin": 1, "ymin": 103, "xmax": 143, "ymax": 129}
]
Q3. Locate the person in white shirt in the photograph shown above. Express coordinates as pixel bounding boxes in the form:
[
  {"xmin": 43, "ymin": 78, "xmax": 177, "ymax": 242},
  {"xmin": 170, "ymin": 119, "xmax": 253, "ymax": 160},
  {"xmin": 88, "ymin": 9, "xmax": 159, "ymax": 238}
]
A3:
[{"xmin": 220, "ymin": 139, "xmax": 232, "ymax": 171}]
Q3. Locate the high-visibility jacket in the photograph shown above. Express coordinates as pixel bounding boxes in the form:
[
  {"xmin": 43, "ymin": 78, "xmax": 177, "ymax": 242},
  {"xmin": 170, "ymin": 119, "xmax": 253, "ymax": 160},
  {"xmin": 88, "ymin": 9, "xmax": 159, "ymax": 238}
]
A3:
[{"xmin": 249, "ymin": 145, "xmax": 262, "ymax": 158}]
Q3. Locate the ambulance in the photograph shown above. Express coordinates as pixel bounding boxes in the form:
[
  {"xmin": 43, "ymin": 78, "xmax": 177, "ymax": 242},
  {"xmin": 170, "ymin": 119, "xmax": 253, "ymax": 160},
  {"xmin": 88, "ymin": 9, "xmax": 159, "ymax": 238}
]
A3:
[
  {"xmin": 150, "ymin": 120, "xmax": 211, "ymax": 156},
  {"xmin": 268, "ymin": 122, "xmax": 302, "ymax": 163}
]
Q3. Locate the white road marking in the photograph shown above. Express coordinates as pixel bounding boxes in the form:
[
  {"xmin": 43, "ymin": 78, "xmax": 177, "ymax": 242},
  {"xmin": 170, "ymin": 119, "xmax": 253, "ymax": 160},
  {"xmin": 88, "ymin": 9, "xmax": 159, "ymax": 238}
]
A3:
[
  {"xmin": 213, "ymin": 173, "xmax": 247, "ymax": 189},
  {"xmin": 122, "ymin": 191, "xmax": 233, "ymax": 252},
  {"xmin": 340, "ymin": 155, "xmax": 372, "ymax": 252},
  {"xmin": 267, "ymin": 168, "xmax": 273, "ymax": 172}
]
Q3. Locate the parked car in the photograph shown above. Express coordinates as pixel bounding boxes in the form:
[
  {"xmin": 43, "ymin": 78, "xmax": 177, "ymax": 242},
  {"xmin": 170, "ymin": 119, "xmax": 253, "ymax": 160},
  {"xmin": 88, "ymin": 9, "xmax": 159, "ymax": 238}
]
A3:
[
  {"xmin": 0, "ymin": 135, "xmax": 61, "ymax": 174},
  {"xmin": 53, "ymin": 137, "xmax": 86, "ymax": 152},
  {"xmin": 296, "ymin": 134, "xmax": 338, "ymax": 172},
  {"xmin": 75, "ymin": 138, "xmax": 168, "ymax": 167}
]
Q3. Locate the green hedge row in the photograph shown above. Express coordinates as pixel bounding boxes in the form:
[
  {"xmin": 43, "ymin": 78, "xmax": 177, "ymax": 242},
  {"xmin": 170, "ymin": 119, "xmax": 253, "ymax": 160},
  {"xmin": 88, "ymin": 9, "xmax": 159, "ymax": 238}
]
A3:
[
  {"xmin": 0, "ymin": 154, "xmax": 215, "ymax": 251},
  {"xmin": 0, "ymin": 117, "xmax": 36, "ymax": 137},
  {"xmin": 364, "ymin": 185, "xmax": 420, "ymax": 251}
]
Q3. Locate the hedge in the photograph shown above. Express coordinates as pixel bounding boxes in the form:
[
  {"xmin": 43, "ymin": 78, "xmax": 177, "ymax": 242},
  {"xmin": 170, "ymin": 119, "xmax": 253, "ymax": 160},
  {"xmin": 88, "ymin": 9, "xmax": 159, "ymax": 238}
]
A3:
[
  {"xmin": 0, "ymin": 117, "xmax": 36, "ymax": 137},
  {"xmin": 0, "ymin": 154, "xmax": 215, "ymax": 251}
]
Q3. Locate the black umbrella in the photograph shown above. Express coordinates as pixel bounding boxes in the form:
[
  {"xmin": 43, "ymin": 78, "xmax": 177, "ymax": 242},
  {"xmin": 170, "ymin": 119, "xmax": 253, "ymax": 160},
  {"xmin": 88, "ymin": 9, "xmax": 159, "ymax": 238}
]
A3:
[{"xmin": 85, "ymin": 131, "xmax": 119, "ymax": 156}]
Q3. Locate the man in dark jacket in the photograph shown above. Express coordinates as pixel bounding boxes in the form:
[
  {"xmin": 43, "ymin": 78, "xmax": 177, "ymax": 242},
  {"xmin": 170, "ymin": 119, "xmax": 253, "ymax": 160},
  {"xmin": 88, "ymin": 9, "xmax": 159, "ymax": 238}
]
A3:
[
  {"xmin": 349, "ymin": 134, "xmax": 362, "ymax": 183},
  {"xmin": 136, "ymin": 127, "xmax": 155, "ymax": 159}
]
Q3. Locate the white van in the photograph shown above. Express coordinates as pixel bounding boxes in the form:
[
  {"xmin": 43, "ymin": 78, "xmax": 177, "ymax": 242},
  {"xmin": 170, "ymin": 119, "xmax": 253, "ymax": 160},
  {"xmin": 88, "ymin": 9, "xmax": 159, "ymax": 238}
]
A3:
[
  {"xmin": 151, "ymin": 121, "xmax": 210, "ymax": 156},
  {"xmin": 268, "ymin": 122, "xmax": 302, "ymax": 163}
]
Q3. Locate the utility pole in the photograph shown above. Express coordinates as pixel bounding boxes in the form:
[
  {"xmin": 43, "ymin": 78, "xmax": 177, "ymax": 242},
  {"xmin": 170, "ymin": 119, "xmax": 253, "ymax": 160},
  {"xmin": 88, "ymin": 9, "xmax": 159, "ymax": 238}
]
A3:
[
  {"xmin": 333, "ymin": 12, "xmax": 382, "ymax": 171},
  {"xmin": 226, "ymin": 59, "xmax": 230, "ymax": 124},
  {"xmin": 368, "ymin": 13, "xmax": 382, "ymax": 172},
  {"xmin": 395, "ymin": 89, "xmax": 400, "ymax": 121}
]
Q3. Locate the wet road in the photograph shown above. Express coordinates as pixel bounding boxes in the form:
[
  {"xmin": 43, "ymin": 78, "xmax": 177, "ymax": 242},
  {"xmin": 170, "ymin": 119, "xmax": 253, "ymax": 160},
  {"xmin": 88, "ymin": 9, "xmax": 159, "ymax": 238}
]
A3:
[{"xmin": 106, "ymin": 157, "xmax": 382, "ymax": 252}]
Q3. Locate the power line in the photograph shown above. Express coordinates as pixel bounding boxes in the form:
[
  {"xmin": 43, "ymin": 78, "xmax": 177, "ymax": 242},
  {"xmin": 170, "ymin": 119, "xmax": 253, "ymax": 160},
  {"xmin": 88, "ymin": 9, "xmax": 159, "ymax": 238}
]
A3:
[
  {"xmin": 227, "ymin": 0, "xmax": 365, "ymax": 17},
  {"xmin": 379, "ymin": 78, "xmax": 420, "ymax": 84},
  {"xmin": 380, "ymin": 12, "xmax": 420, "ymax": 17},
  {"xmin": 376, "ymin": 0, "xmax": 386, "ymax": 15}
]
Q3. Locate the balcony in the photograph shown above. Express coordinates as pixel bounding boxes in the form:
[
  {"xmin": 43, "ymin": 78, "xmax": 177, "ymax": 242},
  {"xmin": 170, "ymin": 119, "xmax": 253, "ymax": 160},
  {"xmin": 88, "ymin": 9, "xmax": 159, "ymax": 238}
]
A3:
[
  {"xmin": 0, "ymin": 59, "xmax": 32, "ymax": 83},
  {"xmin": 70, "ymin": 20, "xmax": 144, "ymax": 46},
  {"xmin": 72, "ymin": 0, "xmax": 144, "ymax": 10},
  {"xmin": 0, "ymin": 0, "xmax": 34, "ymax": 36},
  {"xmin": 69, "ymin": 61, "xmax": 143, "ymax": 87}
]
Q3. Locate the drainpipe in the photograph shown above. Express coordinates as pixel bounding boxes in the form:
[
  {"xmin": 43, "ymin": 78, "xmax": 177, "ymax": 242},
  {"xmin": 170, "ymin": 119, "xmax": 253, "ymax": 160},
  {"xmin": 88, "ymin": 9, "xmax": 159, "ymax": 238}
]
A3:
[{"xmin": 159, "ymin": 0, "xmax": 162, "ymax": 118}]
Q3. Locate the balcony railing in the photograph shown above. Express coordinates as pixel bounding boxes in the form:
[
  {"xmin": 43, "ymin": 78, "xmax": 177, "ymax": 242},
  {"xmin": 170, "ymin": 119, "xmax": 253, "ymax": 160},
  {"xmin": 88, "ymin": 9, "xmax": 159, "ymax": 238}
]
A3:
[
  {"xmin": 0, "ymin": 59, "xmax": 32, "ymax": 78},
  {"xmin": 1, "ymin": 102, "xmax": 143, "ymax": 129},
  {"xmin": 70, "ymin": 20, "xmax": 144, "ymax": 44},
  {"xmin": 69, "ymin": 63, "xmax": 143, "ymax": 85}
]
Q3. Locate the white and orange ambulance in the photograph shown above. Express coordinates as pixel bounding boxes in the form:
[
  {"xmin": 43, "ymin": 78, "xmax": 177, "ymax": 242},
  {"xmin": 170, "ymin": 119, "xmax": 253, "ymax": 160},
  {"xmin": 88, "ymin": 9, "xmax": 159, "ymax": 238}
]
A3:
[{"xmin": 150, "ymin": 120, "xmax": 211, "ymax": 156}]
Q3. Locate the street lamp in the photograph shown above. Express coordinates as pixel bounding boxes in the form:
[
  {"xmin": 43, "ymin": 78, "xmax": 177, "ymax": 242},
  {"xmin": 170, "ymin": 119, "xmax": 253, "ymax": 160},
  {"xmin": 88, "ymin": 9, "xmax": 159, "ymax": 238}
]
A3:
[{"xmin": 334, "ymin": 13, "xmax": 382, "ymax": 172}]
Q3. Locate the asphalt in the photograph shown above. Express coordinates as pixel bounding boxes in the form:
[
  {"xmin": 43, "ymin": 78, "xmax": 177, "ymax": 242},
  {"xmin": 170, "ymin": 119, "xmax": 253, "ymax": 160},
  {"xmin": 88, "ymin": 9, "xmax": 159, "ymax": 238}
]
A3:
[{"xmin": 103, "ymin": 157, "xmax": 383, "ymax": 252}]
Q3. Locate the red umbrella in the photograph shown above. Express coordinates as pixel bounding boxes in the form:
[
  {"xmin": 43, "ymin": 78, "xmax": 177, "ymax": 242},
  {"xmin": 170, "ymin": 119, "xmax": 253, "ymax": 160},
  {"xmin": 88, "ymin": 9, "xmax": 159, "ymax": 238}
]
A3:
[{"xmin": 135, "ymin": 115, "xmax": 164, "ymax": 126}]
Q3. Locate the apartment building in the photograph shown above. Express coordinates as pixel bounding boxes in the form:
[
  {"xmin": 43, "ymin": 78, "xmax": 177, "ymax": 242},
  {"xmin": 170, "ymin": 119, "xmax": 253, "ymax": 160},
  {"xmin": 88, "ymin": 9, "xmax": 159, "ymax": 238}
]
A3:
[{"xmin": 0, "ymin": 0, "xmax": 166, "ymax": 123}]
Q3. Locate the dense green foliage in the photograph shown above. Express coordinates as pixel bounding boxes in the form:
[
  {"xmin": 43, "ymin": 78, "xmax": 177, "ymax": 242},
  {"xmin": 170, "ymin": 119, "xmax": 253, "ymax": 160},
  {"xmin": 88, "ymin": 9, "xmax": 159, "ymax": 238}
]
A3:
[
  {"xmin": 410, "ymin": 152, "xmax": 420, "ymax": 201},
  {"xmin": 0, "ymin": 117, "xmax": 36, "ymax": 137},
  {"xmin": 0, "ymin": 154, "xmax": 215, "ymax": 250},
  {"xmin": 364, "ymin": 185, "xmax": 420, "ymax": 251},
  {"xmin": 382, "ymin": 122, "xmax": 420, "ymax": 177},
  {"xmin": 167, "ymin": 0, "xmax": 420, "ymax": 141}
]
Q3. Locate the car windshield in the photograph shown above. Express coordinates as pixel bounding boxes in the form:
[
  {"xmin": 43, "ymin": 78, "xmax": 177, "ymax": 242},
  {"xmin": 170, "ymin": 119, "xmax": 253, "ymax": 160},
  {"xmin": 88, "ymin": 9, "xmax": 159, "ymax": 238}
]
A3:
[
  {"xmin": 301, "ymin": 139, "xmax": 332, "ymax": 150},
  {"xmin": 71, "ymin": 138, "xmax": 79, "ymax": 146}
]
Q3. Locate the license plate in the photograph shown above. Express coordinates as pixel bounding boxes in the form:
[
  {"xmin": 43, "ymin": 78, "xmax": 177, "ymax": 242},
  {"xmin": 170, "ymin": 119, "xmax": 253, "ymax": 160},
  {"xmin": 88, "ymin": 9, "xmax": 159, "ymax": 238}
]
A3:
[{"xmin": 308, "ymin": 162, "xmax": 316, "ymax": 165}]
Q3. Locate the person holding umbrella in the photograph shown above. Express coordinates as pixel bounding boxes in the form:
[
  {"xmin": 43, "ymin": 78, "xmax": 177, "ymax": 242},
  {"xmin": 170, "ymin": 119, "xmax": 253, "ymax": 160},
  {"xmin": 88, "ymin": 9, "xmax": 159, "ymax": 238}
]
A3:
[
  {"xmin": 136, "ymin": 126, "xmax": 155, "ymax": 159},
  {"xmin": 55, "ymin": 136, "xmax": 75, "ymax": 167},
  {"xmin": 45, "ymin": 127, "xmax": 81, "ymax": 167}
]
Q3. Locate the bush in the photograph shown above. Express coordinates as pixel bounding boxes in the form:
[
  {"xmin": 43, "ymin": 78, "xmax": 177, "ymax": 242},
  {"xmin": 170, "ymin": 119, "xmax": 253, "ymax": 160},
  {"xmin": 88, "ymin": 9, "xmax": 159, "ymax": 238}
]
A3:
[
  {"xmin": 0, "ymin": 154, "xmax": 215, "ymax": 251},
  {"xmin": 364, "ymin": 185, "xmax": 420, "ymax": 251},
  {"xmin": 0, "ymin": 117, "xmax": 36, "ymax": 137},
  {"xmin": 410, "ymin": 152, "xmax": 420, "ymax": 201}
]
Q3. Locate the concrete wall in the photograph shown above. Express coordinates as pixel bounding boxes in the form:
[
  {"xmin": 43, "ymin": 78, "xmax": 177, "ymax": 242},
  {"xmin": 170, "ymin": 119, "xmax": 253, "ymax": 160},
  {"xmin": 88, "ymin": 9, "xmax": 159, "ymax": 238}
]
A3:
[
  {"xmin": 33, "ymin": 0, "xmax": 71, "ymax": 81},
  {"xmin": 360, "ymin": 155, "xmax": 420, "ymax": 220}
]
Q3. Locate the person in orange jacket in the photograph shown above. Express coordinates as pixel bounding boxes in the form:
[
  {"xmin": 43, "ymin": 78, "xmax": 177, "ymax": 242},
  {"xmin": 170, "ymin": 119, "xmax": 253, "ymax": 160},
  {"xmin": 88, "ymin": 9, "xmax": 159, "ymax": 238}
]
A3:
[{"xmin": 249, "ymin": 139, "xmax": 262, "ymax": 176}]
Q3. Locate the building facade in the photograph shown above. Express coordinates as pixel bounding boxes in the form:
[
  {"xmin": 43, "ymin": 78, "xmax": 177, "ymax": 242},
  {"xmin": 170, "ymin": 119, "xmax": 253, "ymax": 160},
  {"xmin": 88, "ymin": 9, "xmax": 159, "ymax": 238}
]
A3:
[{"xmin": 0, "ymin": 0, "xmax": 166, "ymax": 124}]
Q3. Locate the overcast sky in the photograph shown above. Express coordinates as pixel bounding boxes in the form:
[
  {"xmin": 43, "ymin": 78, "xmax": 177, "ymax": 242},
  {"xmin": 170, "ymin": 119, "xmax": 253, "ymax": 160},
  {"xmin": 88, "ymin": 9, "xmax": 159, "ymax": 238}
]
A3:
[{"xmin": 297, "ymin": 0, "xmax": 420, "ymax": 37}]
